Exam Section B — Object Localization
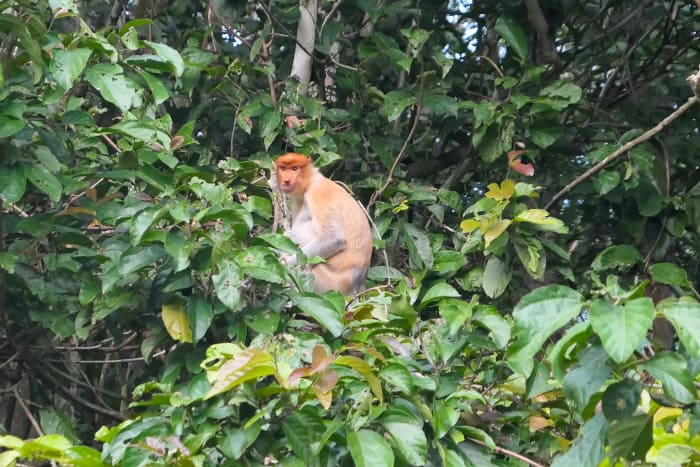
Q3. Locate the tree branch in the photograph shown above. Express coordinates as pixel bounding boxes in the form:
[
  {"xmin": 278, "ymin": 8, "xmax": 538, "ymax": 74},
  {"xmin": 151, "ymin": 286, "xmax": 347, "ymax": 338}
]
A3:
[{"xmin": 545, "ymin": 93, "xmax": 699, "ymax": 211}]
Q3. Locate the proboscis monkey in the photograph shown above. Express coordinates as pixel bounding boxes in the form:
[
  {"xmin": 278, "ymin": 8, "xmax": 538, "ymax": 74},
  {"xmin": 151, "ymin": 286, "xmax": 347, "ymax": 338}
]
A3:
[{"xmin": 274, "ymin": 153, "xmax": 372, "ymax": 295}]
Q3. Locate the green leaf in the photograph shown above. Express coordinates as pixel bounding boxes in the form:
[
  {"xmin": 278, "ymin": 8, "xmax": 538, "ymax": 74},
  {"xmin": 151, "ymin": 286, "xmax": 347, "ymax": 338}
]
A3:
[
  {"xmin": 419, "ymin": 282, "xmax": 461, "ymax": 310},
  {"xmin": 643, "ymin": 352, "xmax": 696, "ymax": 405},
  {"xmin": 551, "ymin": 413, "xmax": 608, "ymax": 467},
  {"xmin": 513, "ymin": 235, "xmax": 545, "ymax": 279},
  {"xmin": 379, "ymin": 363, "xmax": 414, "ymax": 394},
  {"xmin": 136, "ymin": 69, "xmax": 169, "ymax": 105},
  {"xmin": 591, "ymin": 244, "xmax": 642, "ymax": 271},
  {"xmin": 282, "ymin": 407, "xmax": 326, "ymax": 459},
  {"xmin": 0, "ymin": 165, "xmax": 27, "ymax": 202},
  {"xmin": 380, "ymin": 415, "xmax": 428, "ymax": 466},
  {"xmin": 212, "ymin": 259, "xmax": 242, "ymax": 310},
  {"xmin": 347, "ymin": 430, "xmax": 395, "ymax": 467},
  {"xmin": 589, "ymin": 297, "xmax": 655, "ymax": 363},
  {"xmin": 494, "ymin": 17, "xmax": 528, "ymax": 61},
  {"xmin": 658, "ymin": 297, "xmax": 700, "ymax": 357},
  {"xmin": 649, "ymin": 263, "xmax": 691, "ymax": 288},
  {"xmin": 24, "ymin": 164, "xmax": 62, "ymax": 202},
  {"xmin": 507, "ymin": 285, "xmax": 583, "ymax": 377},
  {"xmin": 205, "ymin": 348, "xmax": 276, "ymax": 399},
  {"xmin": 404, "ymin": 223, "xmax": 434, "ymax": 269},
  {"xmin": 50, "ymin": 48, "xmax": 92, "ymax": 90},
  {"xmin": 0, "ymin": 105, "xmax": 25, "ymax": 138},
  {"xmin": 540, "ymin": 81, "xmax": 583, "ymax": 104},
  {"xmin": 563, "ymin": 345, "xmax": 611, "ymax": 410},
  {"xmin": 602, "ymin": 380, "xmax": 642, "ymax": 421},
  {"xmin": 84, "ymin": 63, "xmax": 137, "ymax": 114},
  {"xmin": 235, "ymin": 246, "xmax": 285, "ymax": 284},
  {"xmin": 439, "ymin": 298, "xmax": 475, "ymax": 336},
  {"xmin": 607, "ymin": 414, "xmax": 653, "ymax": 461},
  {"xmin": 292, "ymin": 293, "xmax": 343, "ymax": 337},
  {"xmin": 482, "ymin": 256, "xmax": 511, "ymax": 299},
  {"xmin": 119, "ymin": 245, "xmax": 166, "ymax": 275},
  {"xmin": 594, "ymin": 169, "xmax": 621, "ymax": 195},
  {"xmin": 144, "ymin": 40, "xmax": 184, "ymax": 77},
  {"xmin": 384, "ymin": 91, "xmax": 417, "ymax": 122},
  {"xmin": 473, "ymin": 305, "xmax": 510, "ymax": 349}
]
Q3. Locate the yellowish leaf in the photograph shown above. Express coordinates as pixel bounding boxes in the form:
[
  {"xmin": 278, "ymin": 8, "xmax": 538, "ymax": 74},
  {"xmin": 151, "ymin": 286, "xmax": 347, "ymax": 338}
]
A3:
[
  {"xmin": 529, "ymin": 415, "xmax": 553, "ymax": 432},
  {"xmin": 485, "ymin": 179, "xmax": 516, "ymax": 200},
  {"xmin": 162, "ymin": 303, "xmax": 192, "ymax": 343},
  {"xmin": 484, "ymin": 219, "xmax": 512, "ymax": 247},
  {"xmin": 460, "ymin": 218, "xmax": 480, "ymax": 233}
]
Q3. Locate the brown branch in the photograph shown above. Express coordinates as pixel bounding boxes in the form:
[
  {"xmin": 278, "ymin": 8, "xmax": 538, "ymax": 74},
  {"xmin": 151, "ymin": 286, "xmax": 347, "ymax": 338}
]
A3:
[
  {"xmin": 545, "ymin": 94, "xmax": 699, "ymax": 211},
  {"xmin": 468, "ymin": 438, "xmax": 545, "ymax": 467}
]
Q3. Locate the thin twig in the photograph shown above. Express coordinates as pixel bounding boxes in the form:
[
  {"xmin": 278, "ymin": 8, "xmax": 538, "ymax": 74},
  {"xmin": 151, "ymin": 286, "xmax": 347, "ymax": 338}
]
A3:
[
  {"xmin": 468, "ymin": 438, "xmax": 545, "ymax": 467},
  {"xmin": 545, "ymin": 95, "xmax": 699, "ymax": 211},
  {"xmin": 367, "ymin": 71, "xmax": 426, "ymax": 209},
  {"xmin": 13, "ymin": 387, "xmax": 44, "ymax": 436}
]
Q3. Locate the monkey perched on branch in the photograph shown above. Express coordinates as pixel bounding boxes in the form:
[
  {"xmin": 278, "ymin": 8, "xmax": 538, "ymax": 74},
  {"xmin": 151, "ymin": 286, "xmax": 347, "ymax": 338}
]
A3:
[{"xmin": 274, "ymin": 153, "xmax": 372, "ymax": 295}]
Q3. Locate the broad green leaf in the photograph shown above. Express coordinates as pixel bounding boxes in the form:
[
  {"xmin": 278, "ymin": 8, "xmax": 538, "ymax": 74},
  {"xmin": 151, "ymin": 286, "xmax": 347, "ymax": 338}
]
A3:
[
  {"xmin": 212, "ymin": 259, "xmax": 242, "ymax": 310},
  {"xmin": 404, "ymin": 223, "xmax": 434, "ymax": 269},
  {"xmin": 551, "ymin": 413, "xmax": 608, "ymax": 467},
  {"xmin": 549, "ymin": 321, "xmax": 592, "ymax": 381},
  {"xmin": 540, "ymin": 81, "xmax": 583, "ymax": 104},
  {"xmin": 384, "ymin": 91, "xmax": 417, "ymax": 122},
  {"xmin": 649, "ymin": 263, "xmax": 691, "ymax": 288},
  {"xmin": 144, "ymin": 40, "xmax": 184, "ymax": 77},
  {"xmin": 419, "ymin": 282, "xmax": 461, "ymax": 310},
  {"xmin": 334, "ymin": 356, "xmax": 383, "ymax": 403},
  {"xmin": 25, "ymin": 164, "xmax": 62, "ymax": 202},
  {"xmin": 513, "ymin": 235, "xmax": 545, "ymax": 278},
  {"xmin": 379, "ymin": 363, "xmax": 414, "ymax": 394},
  {"xmin": 439, "ymin": 298, "xmax": 475, "ymax": 336},
  {"xmin": 235, "ymin": 246, "xmax": 285, "ymax": 284},
  {"xmin": 433, "ymin": 400, "xmax": 460, "ymax": 439},
  {"xmin": 381, "ymin": 418, "xmax": 427, "ymax": 466},
  {"xmin": 0, "ymin": 105, "xmax": 25, "ymax": 138},
  {"xmin": 644, "ymin": 352, "xmax": 696, "ymax": 405},
  {"xmin": 507, "ymin": 285, "xmax": 583, "ymax": 377},
  {"xmin": 78, "ymin": 279, "xmax": 99, "ymax": 305},
  {"xmin": 119, "ymin": 245, "xmax": 166, "ymax": 275},
  {"xmin": 0, "ymin": 164, "xmax": 27, "ymax": 202},
  {"xmin": 20, "ymin": 434, "xmax": 72, "ymax": 456},
  {"xmin": 282, "ymin": 408, "xmax": 326, "ymax": 459},
  {"xmin": 589, "ymin": 297, "xmax": 654, "ymax": 363},
  {"xmin": 494, "ymin": 17, "xmax": 528, "ymax": 61},
  {"xmin": 594, "ymin": 169, "xmax": 621, "ymax": 195},
  {"xmin": 205, "ymin": 348, "xmax": 276, "ymax": 399},
  {"xmin": 482, "ymin": 256, "xmax": 510, "ymax": 299},
  {"xmin": 433, "ymin": 249, "xmax": 467, "ymax": 276},
  {"xmin": 658, "ymin": 297, "xmax": 700, "ymax": 357},
  {"xmin": 473, "ymin": 306, "xmax": 510, "ymax": 349},
  {"xmin": 646, "ymin": 443, "xmax": 695, "ymax": 466},
  {"xmin": 563, "ymin": 345, "xmax": 611, "ymax": 410},
  {"xmin": 602, "ymin": 380, "xmax": 642, "ymax": 421},
  {"xmin": 591, "ymin": 244, "xmax": 642, "ymax": 271},
  {"xmin": 292, "ymin": 293, "xmax": 343, "ymax": 337},
  {"xmin": 529, "ymin": 126, "xmax": 561, "ymax": 149},
  {"xmin": 136, "ymin": 69, "xmax": 169, "ymax": 104},
  {"xmin": 84, "ymin": 64, "xmax": 137, "ymax": 114},
  {"xmin": 50, "ymin": 48, "xmax": 92, "ymax": 90},
  {"xmin": 347, "ymin": 430, "xmax": 394, "ymax": 467},
  {"xmin": 607, "ymin": 414, "xmax": 653, "ymax": 462},
  {"xmin": 164, "ymin": 230, "xmax": 193, "ymax": 272},
  {"xmin": 161, "ymin": 302, "xmax": 192, "ymax": 343}
]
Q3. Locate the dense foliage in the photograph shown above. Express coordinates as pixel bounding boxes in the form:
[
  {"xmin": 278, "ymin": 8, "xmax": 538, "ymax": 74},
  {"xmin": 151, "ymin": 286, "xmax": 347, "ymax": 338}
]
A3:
[{"xmin": 1, "ymin": 0, "xmax": 700, "ymax": 466}]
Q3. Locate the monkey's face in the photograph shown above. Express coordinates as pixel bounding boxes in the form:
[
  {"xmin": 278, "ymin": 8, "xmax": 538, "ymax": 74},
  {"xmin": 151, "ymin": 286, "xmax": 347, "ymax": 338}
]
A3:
[{"xmin": 276, "ymin": 164, "xmax": 304, "ymax": 195}]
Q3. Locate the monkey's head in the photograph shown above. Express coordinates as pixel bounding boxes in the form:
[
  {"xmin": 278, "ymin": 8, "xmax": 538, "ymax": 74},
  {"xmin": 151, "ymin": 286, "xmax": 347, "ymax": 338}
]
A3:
[{"xmin": 275, "ymin": 153, "xmax": 312, "ymax": 195}]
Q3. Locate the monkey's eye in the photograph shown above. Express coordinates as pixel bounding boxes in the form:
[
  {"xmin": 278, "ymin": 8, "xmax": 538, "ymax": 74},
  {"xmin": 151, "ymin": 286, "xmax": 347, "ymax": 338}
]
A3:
[{"xmin": 291, "ymin": 166, "xmax": 299, "ymax": 171}]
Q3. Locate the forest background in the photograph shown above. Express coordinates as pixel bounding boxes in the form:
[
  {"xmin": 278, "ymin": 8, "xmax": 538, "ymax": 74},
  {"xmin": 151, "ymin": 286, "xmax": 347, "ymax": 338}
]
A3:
[{"xmin": 1, "ymin": 0, "xmax": 700, "ymax": 466}]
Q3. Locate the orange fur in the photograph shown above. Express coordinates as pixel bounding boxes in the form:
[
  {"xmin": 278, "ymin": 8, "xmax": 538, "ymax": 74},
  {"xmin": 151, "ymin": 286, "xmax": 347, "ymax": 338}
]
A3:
[{"xmin": 274, "ymin": 153, "xmax": 372, "ymax": 295}]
